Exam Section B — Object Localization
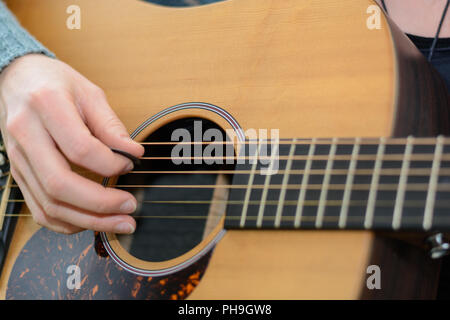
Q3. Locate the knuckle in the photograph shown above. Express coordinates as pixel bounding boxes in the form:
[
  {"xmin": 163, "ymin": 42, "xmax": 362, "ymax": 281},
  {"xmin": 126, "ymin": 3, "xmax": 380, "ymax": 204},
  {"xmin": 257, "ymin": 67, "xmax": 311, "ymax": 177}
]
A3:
[
  {"xmin": 93, "ymin": 201, "xmax": 108, "ymax": 214},
  {"xmin": 6, "ymin": 111, "xmax": 28, "ymax": 139},
  {"xmin": 59, "ymin": 226, "xmax": 78, "ymax": 235},
  {"xmin": 31, "ymin": 212, "xmax": 46, "ymax": 227},
  {"xmin": 42, "ymin": 172, "xmax": 64, "ymax": 198},
  {"xmin": 6, "ymin": 143, "xmax": 20, "ymax": 162},
  {"xmin": 104, "ymin": 115, "xmax": 123, "ymax": 129},
  {"xmin": 67, "ymin": 137, "xmax": 91, "ymax": 163},
  {"xmin": 27, "ymin": 87, "xmax": 56, "ymax": 108},
  {"xmin": 91, "ymin": 85, "xmax": 106, "ymax": 100},
  {"xmin": 28, "ymin": 87, "xmax": 72, "ymax": 113},
  {"xmin": 102, "ymin": 164, "xmax": 123, "ymax": 178},
  {"xmin": 42, "ymin": 200, "xmax": 59, "ymax": 218},
  {"xmin": 85, "ymin": 217, "xmax": 102, "ymax": 231},
  {"xmin": 94, "ymin": 113, "xmax": 126, "ymax": 141},
  {"xmin": 9, "ymin": 165, "xmax": 19, "ymax": 179}
]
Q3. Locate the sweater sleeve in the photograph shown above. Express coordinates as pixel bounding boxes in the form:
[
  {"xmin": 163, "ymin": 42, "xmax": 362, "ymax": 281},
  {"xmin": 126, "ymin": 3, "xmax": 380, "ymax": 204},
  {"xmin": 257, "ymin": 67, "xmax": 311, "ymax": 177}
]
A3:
[{"xmin": 0, "ymin": 1, "xmax": 55, "ymax": 72}]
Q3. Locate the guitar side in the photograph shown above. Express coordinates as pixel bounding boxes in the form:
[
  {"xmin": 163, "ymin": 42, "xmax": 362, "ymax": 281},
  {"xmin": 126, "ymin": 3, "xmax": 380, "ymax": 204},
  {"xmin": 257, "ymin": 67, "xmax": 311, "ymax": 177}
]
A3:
[{"xmin": 1, "ymin": 0, "xmax": 448, "ymax": 299}]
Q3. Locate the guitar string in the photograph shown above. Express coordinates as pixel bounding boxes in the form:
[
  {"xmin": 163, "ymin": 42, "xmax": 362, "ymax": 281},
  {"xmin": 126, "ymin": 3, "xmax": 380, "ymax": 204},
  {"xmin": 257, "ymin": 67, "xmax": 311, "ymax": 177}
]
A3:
[
  {"xmin": 136, "ymin": 154, "xmax": 450, "ymax": 160},
  {"xmin": 1, "ymin": 139, "xmax": 449, "ymax": 220},
  {"xmin": 4, "ymin": 167, "xmax": 450, "ymax": 175},
  {"xmin": 3, "ymin": 197, "xmax": 450, "ymax": 213},
  {"xmin": 9, "ymin": 198, "xmax": 446, "ymax": 206},
  {"xmin": 5, "ymin": 154, "xmax": 450, "ymax": 163},
  {"xmin": 1, "ymin": 166, "xmax": 449, "ymax": 190},
  {"xmin": 2, "ymin": 213, "xmax": 448, "ymax": 223},
  {"xmin": 125, "ymin": 168, "xmax": 450, "ymax": 175},
  {"xmin": 136, "ymin": 138, "xmax": 449, "ymax": 145},
  {"xmin": 3, "ymin": 182, "xmax": 450, "ymax": 191}
]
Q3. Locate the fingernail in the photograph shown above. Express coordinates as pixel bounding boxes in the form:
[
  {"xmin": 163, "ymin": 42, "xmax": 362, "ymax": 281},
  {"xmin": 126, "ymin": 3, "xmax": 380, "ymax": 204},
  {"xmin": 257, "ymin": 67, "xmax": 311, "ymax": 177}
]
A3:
[
  {"xmin": 121, "ymin": 135, "xmax": 139, "ymax": 145},
  {"xmin": 120, "ymin": 199, "xmax": 136, "ymax": 213},
  {"xmin": 115, "ymin": 222, "xmax": 135, "ymax": 234},
  {"xmin": 124, "ymin": 161, "xmax": 134, "ymax": 173}
]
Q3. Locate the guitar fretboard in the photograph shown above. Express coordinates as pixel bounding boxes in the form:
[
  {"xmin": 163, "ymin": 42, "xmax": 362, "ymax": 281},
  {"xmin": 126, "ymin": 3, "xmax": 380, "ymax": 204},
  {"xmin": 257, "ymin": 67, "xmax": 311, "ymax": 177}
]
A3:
[{"xmin": 224, "ymin": 136, "xmax": 450, "ymax": 231}]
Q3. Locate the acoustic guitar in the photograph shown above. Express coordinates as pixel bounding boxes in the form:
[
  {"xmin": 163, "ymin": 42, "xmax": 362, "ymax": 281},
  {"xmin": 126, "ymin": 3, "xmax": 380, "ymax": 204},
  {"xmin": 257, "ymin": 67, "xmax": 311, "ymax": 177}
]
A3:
[{"xmin": 0, "ymin": 0, "xmax": 450, "ymax": 299}]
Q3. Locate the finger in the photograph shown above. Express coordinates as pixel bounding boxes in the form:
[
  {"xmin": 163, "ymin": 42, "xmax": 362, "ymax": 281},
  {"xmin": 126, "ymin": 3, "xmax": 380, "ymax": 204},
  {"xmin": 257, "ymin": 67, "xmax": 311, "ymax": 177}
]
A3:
[
  {"xmin": 30, "ymin": 89, "xmax": 135, "ymax": 177},
  {"xmin": 10, "ymin": 165, "xmax": 84, "ymax": 234},
  {"xmin": 12, "ymin": 113, "xmax": 138, "ymax": 215},
  {"xmin": 16, "ymin": 155, "xmax": 136, "ymax": 233},
  {"xmin": 81, "ymin": 88, "xmax": 144, "ymax": 158},
  {"xmin": 10, "ymin": 139, "xmax": 134, "ymax": 233},
  {"xmin": 42, "ymin": 200, "xmax": 136, "ymax": 234}
]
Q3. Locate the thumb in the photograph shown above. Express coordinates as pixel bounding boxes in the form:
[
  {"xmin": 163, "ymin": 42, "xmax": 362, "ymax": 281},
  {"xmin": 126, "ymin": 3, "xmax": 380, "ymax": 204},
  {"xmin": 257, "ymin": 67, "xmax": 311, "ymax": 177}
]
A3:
[{"xmin": 81, "ymin": 89, "xmax": 145, "ymax": 158}]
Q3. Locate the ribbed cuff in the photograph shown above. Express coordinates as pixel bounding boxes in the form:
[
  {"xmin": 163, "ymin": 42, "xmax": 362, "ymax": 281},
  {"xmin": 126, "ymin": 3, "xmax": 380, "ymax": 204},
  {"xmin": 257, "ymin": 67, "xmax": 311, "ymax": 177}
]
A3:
[{"xmin": 0, "ymin": 1, "xmax": 55, "ymax": 72}]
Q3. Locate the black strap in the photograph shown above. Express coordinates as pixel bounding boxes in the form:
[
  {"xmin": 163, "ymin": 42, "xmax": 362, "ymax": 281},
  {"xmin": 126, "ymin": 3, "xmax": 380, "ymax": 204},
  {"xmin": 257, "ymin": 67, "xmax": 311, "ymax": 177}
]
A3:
[
  {"xmin": 381, "ymin": 0, "xmax": 450, "ymax": 62},
  {"xmin": 429, "ymin": 0, "xmax": 450, "ymax": 61},
  {"xmin": 380, "ymin": 0, "xmax": 388, "ymax": 13}
]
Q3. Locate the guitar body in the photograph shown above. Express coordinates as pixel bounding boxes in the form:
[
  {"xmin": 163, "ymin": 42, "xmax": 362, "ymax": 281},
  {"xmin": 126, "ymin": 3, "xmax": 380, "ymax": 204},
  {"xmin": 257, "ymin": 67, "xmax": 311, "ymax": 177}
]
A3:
[{"xmin": 0, "ymin": 0, "xmax": 448, "ymax": 299}]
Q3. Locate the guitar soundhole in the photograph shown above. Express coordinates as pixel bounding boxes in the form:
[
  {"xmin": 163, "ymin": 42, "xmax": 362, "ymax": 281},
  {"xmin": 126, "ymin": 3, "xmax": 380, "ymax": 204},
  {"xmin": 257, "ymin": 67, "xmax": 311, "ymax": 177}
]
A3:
[{"xmin": 115, "ymin": 118, "xmax": 233, "ymax": 262}]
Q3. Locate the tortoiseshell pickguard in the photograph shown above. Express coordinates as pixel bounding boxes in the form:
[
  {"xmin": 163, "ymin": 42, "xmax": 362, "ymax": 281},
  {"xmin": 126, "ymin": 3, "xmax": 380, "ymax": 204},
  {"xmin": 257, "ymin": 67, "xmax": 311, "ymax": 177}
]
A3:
[{"xmin": 6, "ymin": 228, "xmax": 212, "ymax": 299}]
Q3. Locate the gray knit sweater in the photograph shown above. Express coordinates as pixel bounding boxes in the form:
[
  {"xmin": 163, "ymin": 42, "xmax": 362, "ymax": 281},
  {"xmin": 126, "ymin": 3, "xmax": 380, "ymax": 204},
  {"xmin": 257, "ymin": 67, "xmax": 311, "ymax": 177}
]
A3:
[{"xmin": 0, "ymin": 1, "xmax": 54, "ymax": 72}]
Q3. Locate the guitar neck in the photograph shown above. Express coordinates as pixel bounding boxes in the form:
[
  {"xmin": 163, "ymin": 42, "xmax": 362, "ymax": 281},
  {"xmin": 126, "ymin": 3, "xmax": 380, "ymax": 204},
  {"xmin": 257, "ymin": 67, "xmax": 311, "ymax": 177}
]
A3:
[{"xmin": 224, "ymin": 136, "xmax": 450, "ymax": 232}]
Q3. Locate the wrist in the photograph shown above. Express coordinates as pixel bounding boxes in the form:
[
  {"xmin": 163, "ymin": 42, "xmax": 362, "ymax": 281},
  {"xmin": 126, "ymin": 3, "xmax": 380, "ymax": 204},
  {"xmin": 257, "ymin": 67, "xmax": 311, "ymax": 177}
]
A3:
[{"xmin": 0, "ymin": 2, "xmax": 55, "ymax": 73}]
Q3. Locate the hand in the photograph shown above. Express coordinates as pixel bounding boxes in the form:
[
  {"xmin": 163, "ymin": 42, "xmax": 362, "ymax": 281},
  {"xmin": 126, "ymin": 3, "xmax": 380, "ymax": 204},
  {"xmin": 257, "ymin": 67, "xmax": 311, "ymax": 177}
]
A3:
[{"xmin": 0, "ymin": 54, "xmax": 145, "ymax": 234}]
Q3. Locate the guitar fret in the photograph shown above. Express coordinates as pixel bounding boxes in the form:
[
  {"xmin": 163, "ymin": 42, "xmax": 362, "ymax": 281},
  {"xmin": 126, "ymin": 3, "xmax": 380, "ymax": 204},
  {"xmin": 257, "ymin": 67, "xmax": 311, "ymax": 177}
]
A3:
[
  {"xmin": 256, "ymin": 143, "xmax": 279, "ymax": 228},
  {"xmin": 364, "ymin": 137, "xmax": 386, "ymax": 229},
  {"xmin": 338, "ymin": 138, "xmax": 360, "ymax": 229},
  {"xmin": 423, "ymin": 135, "xmax": 444, "ymax": 230},
  {"xmin": 294, "ymin": 138, "xmax": 316, "ymax": 228},
  {"xmin": 274, "ymin": 139, "xmax": 296, "ymax": 228},
  {"xmin": 0, "ymin": 172, "xmax": 12, "ymax": 231},
  {"xmin": 392, "ymin": 136, "xmax": 414, "ymax": 230},
  {"xmin": 315, "ymin": 138, "xmax": 338, "ymax": 229},
  {"xmin": 223, "ymin": 136, "xmax": 450, "ymax": 232},
  {"xmin": 239, "ymin": 143, "xmax": 261, "ymax": 228}
]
